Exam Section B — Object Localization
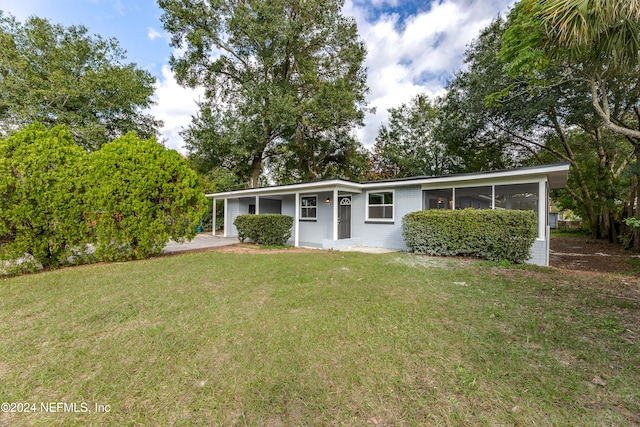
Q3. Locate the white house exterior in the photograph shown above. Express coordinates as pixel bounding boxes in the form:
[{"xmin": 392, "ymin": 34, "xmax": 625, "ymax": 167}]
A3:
[{"xmin": 206, "ymin": 163, "xmax": 570, "ymax": 266}]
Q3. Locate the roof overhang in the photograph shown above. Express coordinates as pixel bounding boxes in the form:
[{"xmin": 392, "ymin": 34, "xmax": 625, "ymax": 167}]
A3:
[
  {"xmin": 415, "ymin": 163, "xmax": 570, "ymax": 190},
  {"xmin": 206, "ymin": 163, "xmax": 571, "ymax": 198},
  {"xmin": 206, "ymin": 179, "xmax": 363, "ymax": 199}
]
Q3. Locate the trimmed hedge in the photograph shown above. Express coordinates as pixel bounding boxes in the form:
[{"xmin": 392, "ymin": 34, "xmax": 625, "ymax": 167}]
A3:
[
  {"xmin": 234, "ymin": 214, "xmax": 293, "ymax": 246},
  {"xmin": 402, "ymin": 209, "xmax": 538, "ymax": 263}
]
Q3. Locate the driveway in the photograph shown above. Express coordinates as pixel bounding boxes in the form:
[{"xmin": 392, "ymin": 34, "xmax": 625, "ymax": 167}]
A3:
[{"xmin": 162, "ymin": 234, "xmax": 237, "ymax": 254}]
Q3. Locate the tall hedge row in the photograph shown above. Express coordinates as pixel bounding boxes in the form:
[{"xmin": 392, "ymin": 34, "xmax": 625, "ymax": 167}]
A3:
[
  {"xmin": 234, "ymin": 214, "xmax": 293, "ymax": 246},
  {"xmin": 402, "ymin": 209, "xmax": 538, "ymax": 263},
  {"xmin": 0, "ymin": 124, "xmax": 207, "ymax": 274}
]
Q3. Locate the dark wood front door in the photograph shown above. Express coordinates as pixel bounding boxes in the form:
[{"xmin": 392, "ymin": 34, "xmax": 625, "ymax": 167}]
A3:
[{"xmin": 338, "ymin": 196, "xmax": 351, "ymax": 239}]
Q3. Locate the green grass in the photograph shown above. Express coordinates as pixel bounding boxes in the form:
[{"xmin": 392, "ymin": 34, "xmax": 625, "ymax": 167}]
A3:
[{"xmin": 1, "ymin": 251, "xmax": 639, "ymax": 426}]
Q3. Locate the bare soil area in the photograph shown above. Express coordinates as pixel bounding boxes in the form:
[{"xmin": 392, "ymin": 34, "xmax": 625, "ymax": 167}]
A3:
[{"xmin": 550, "ymin": 235, "xmax": 639, "ymax": 275}]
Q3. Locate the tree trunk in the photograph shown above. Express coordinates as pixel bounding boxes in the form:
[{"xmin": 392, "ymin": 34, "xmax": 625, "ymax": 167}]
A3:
[
  {"xmin": 633, "ymin": 145, "xmax": 640, "ymax": 251},
  {"xmin": 248, "ymin": 155, "xmax": 262, "ymax": 189}
]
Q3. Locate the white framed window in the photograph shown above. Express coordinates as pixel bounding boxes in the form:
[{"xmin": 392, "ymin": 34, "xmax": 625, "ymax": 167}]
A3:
[
  {"xmin": 367, "ymin": 190, "xmax": 394, "ymax": 221},
  {"xmin": 300, "ymin": 195, "xmax": 317, "ymax": 220}
]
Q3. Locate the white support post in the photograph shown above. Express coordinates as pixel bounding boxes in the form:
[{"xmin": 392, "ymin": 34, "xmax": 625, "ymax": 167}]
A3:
[
  {"xmin": 332, "ymin": 188, "xmax": 339, "ymax": 241},
  {"xmin": 223, "ymin": 198, "xmax": 228, "ymax": 237},
  {"xmin": 212, "ymin": 198, "xmax": 216, "ymax": 236},
  {"xmin": 491, "ymin": 185, "xmax": 495, "ymax": 210},
  {"xmin": 538, "ymin": 180, "xmax": 546, "ymax": 239},
  {"xmin": 255, "ymin": 195, "xmax": 259, "ymax": 214},
  {"xmin": 294, "ymin": 192, "xmax": 300, "ymax": 247},
  {"xmin": 452, "ymin": 188, "xmax": 456, "ymax": 210}
]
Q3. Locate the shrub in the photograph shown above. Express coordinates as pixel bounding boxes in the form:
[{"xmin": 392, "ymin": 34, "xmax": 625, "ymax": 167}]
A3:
[
  {"xmin": 0, "ymin": 124, "xmax": 90, "ymax": 272},
  {"xmin": 88, "ymin": 133, "xmax": 207, "ymax": 261},
  {"xmin": 234, "ymin": 214, "xmax": 293, "ymax": 246},
  {"xmin": 402, "ymin": 209, "xmax": 538, "ymax": 263}
]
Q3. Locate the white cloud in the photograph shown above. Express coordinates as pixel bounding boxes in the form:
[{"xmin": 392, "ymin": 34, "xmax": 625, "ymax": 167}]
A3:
[
  {"xmin": 150, "ymin": 65, "xmax": 204, "ymax": 153},
  {"xmin": 147, "ymin": 27, "xmax": 163, "ymax": 41},
  {"xmin": 344, "ymin": 0, "xmax": 516, "ymax": 148}
]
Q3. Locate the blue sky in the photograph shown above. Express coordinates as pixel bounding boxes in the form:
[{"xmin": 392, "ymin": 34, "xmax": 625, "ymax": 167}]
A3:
[{"xmin": 2, "ymin": 0, "xmax": 516, "ymax": 152}]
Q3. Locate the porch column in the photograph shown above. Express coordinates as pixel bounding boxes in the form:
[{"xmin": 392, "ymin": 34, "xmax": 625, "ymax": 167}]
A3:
[
  {"xmin": 212, "ymin": 198, "xmax": 216, "ymax": 236},
  {"xmin": 294, "ymin": 192, "xmax": 300, "ymax": 247},
  {"xmin": 491, "ymin": 185, "xmax": 495, "ymax": 210},
  {"xmin": 255, "ymin": 195, "xmax": 260, "ymax": 214},
  {"xmin": 452, "ymin": 188, "xmax": 456, "ymax": 210},
  {"xmin": 538, "ymin": 180, "xmax": 546, "ymax": 239},
  {"xmin": 223, "ymin": 198, "xmax": 228, "ymax": 237},
  {"xmin": 332, "ymin": 188, "xmax": 339, "ymax": 241}
]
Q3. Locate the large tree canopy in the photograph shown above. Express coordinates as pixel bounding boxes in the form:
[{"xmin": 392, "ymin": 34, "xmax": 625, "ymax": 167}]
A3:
[
  {"xmin": 158, "ymin": 0, "xmax": 368, "ymax": 187},
  {"xmin": 495, "ymin": 0, "xmax": 640, "ymax": 241},
  {"xmin": 499, "ymin": 0, "xmax": 640, "ymax": 142},
  {"xmin": 436, "ymin": 0, "xmax": 640, "ymax": 240},
  {"xmin": 369, "ymin": 94, "xmax": 446, "ymax": 179},
  {"xmin": 0, "ymin": 13, "xmax": 161, "ymax": 150}
]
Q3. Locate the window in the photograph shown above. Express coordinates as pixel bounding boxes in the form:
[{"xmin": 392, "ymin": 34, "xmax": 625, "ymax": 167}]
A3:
[
  {"xmin": 454, "ymin": 186, "xmax": 492, "ymax": 209},
  {"xmin": 495, "ymin": 183, "xmax": 538, "ymax": 211},
  {"xmin": 300, "ymin": 196, "xmax": 317, "ymax": 220},
  {"xmin": 367, "ymin": 191, "xmax": 393, "ymax": 220},
  {"xmin": 423, "ymin": 189, "xmax": 453, "ymax": 210}
]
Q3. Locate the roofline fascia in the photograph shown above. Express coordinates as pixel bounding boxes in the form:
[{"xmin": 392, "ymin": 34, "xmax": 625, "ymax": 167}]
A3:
[
  {"xmin": 206, "ymin": 163, "xmax": 571, "ymax": 198},
  {"xmin": 206, "ymin": 179, "xmax": 363, "ymax": 198}
]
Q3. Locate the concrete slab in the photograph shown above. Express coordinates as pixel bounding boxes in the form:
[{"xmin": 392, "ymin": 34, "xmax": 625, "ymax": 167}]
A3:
[{"xmin": 162, "ymin": 234, "xmax": 237, "ymax": 254}]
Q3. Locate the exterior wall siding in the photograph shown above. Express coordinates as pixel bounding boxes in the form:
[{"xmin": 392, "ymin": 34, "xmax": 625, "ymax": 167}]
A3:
[
  {"xmin": 258, "ymin": 198, "xmax": 282, "ymax": 214},
  {"xmin": 281, "ymin": 195, "xmax": 296, "ymax": 246},
  {"xmin": 350, "ymin": 185, "xmax": 422, "ymax": 250},
  {"xmin": 527, "ymin": 238, "xmax": 548, "ymax": 266},
  {"xmin": 298, "ymin": 191, "xmax": 333, "ymax": 247},
  {"xmin": 226, "ymin": 199, "xmax": 240, "ymax": 236}
]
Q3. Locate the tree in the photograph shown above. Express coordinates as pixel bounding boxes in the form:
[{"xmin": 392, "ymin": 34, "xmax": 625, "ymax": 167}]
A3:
[
  {"xmin": 501, "ymin": 0, "xmax": 640, "ymax": 142},
  {"xmin": 439, "ymin": 15, "xmax": 633, "ymax": 241},
  {"xmin": 159, "ymin": 0, "xmax": 368, "ymax": 187},
  {"xmin": 0, "ymin": 13, "xmax": 161, "ymax": 150},
  {"xmin": 370, "ymin": 94, "xmax": 446, "ymax": 179},
  {"xmin": 497, "ymin": 0, "xmax": 640, "ymax": 242},
  {"xmin": 0, "ymin": 124, "xmax": 89, "ymax": 272},
  {"xmin": 88, "ymin": 134, "xmax": 207, "ymax": 261}
]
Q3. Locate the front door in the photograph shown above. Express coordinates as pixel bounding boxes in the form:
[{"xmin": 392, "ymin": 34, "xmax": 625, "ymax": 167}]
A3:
[{"xmin": 338, "ymin": 196, "xmax": 351, "ymax": 239}]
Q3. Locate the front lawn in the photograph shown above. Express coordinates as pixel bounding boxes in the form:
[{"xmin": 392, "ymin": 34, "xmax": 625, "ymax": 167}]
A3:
[{"xmin": 1, "ymin": 251, "xmax": 638, "ymax": 426}]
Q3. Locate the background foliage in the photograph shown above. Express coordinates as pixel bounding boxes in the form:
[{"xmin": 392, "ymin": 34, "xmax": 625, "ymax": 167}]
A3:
[
  {"xmin": 0, "ymin": 13, "xmax": 160, "ymax": 150},
  {"xmin": 159, "ymin": 0, "xmax": 368, "ymax": 187}
]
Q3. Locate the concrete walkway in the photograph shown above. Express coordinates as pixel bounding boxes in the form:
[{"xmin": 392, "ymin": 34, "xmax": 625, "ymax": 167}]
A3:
[
  {"xmin": 162, "ymin": 234, "xmax": 237, "ymax": 254},
  {"xmin": 162, "ymin": 233, "xmax": 398, "ymax": 255}
]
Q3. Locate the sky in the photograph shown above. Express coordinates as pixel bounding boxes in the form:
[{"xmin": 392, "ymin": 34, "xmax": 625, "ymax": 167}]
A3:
[{"xmin": 2, "ymin": 0, "xmax": 516, "ymax": 153}]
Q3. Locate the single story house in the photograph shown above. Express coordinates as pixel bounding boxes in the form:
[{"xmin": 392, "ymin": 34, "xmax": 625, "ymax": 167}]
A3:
[{"xmin": 206, "ymin": 163, "xmax": 570, "ymax": 266}]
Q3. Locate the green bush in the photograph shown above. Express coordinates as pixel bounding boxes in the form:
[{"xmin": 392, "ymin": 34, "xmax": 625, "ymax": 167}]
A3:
[
  {"xmin": 234, "ymin": 214, "xmax": 293, "ymax": 246},
  {"xmin": 0, "ymin": 124, "xmax": 90, "ymax": 272},
  {"xmin": 402, "ymin": 209, "xmax": 538, "ymax": 263},
  {"xmin": 88, "ymin": 133, "xmax": 207, "ymax": 261},
  {"xmin": 0, "ymin": 124, "xmax": 209, "ymax": 274}
]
